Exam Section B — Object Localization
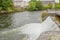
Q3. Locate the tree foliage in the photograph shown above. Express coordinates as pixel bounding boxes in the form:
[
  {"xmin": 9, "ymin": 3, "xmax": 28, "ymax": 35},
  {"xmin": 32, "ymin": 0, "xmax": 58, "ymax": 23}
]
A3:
[
  {"xmin": 54, "ymin": 3, "xmax": 60, "ymax": 10},
  {"xmin": 43, "ymin": 3, "xmax": 52, "ymax": 10},
  {"xmin": 27, "ymin": 2, "xmax": 37, "ymax": 11},
  {"xmin": 27, "ymin": 0, "xmax": 43, "ymax": 11},
  {"xmin": 36, "ymin": 1, "xmax": 43, "ymax": 10},
  {"xmin": 0, "ymin": 0, "xmax": 14, "ymax": 11}
]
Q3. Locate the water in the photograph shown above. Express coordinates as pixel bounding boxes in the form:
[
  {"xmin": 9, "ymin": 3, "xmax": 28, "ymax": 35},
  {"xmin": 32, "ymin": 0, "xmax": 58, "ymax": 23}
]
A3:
[
  {"xmin": 0, "ymin": 11, "xmax": 58, "ymax": 40},
  {"xmin": 11, "ymin": 11, "xmax": 42, "ymax": 28},
  {"xmin": 0, "ymin": 16, "xmax": 58, "ymax": 40},
  {"xmin": 0, "ymin": 11, "xmax": 42, "ymax": 30},
  {"xmin": 0, "ymin": 11, "xmax": 42, "ymax": 40}
]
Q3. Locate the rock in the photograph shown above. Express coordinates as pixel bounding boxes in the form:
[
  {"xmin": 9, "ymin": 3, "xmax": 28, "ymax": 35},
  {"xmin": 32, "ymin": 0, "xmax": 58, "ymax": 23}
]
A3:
[{"xmin": 37, "ymin": 31, "xmax": 60, "ymax": 40}]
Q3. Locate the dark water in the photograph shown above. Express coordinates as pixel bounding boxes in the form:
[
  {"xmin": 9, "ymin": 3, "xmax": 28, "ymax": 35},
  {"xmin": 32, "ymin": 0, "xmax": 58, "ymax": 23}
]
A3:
[
  {"xmin": 0, "ymin": 13, "xmax": 12, "ymax": 29},
  {"xmin": 0, "ymin": 11, "xmax": 42, "ymax": 30}
]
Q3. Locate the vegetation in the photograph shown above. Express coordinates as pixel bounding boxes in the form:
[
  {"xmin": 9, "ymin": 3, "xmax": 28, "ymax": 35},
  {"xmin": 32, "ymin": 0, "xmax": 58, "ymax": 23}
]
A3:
[
  {"xmin": 0, "ymin": 0, "xmax": 17, "ymax": 13},
  {"xmin": 43, "ymin": 4, "xmax": 53, "ymax": 10},
  {"xmin": 36, "ymin": 1, "xmax": 43, "ymax": 10},
  {"xmin": 27, "ymin": 2, "xmax": 37, "ymax": 11},
  {"xmin": 1, "ymin": 0, "xmax": 60, "ymax": 12},
  {"xmin": 27, "ymin": 0, "xmax": 43, "ymax": 11},
  {"xmin": 54, "ymin": 3, "xmax": 60, "ymax": 10},
  {"xmin": 27, "ymin": 0, "xmax": 55, "ymax": 11}
]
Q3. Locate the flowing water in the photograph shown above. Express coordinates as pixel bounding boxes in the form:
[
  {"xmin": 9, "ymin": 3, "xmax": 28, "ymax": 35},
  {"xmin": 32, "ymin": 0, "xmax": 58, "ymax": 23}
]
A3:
[
  {"xmin": 0, "ymin": 11, "xmax": 43, "ymax": 40},
  {"xmin": 0, "ymin": 11, "xmax": 42, "ymax": 30},
  {"xmin": 0, "ymin": 11, "xmax": 59, "ymax": 40}
]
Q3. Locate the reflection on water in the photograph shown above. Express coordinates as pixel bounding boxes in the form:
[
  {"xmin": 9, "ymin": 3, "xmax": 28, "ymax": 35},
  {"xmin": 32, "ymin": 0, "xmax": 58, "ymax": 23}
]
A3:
[
  {"xmin": 11, "ymin": 11, "xmax": 42, "ymax": 28},
  {"xmin": 0, "ymin": 13, "xmax": 12, "ymax": 29},
  {"xmin": 0, "ymin": 11, "xmax": 42, "ymax": 30},
  {"xmin": 0, "ymin": 11, "xmax": 58, "ymax": 40},
  {"xmin": 0, "ymin": 11, "xmax": 42, "ymax": 40}
]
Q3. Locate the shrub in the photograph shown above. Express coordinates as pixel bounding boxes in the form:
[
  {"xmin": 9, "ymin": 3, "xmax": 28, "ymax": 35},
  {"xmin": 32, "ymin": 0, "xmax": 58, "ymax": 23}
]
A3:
[
  {"xmin": 54, "ymin": 3, "xmax": 60, "ymax": 10},
  {"xmin": 0, "ymin": 7, "xmax": 2, "ymax": 11},
  {"xmin": 43, "ymin": 4, "xmax": 53, "ymax": 10},
  {"xmin": 0, "ymin": 0, "xmax": 17, "ymax": 13},
  {"xmin": 27, "ymin": 2, "xmax": 37, "ymax": 11},
  {"xmin": 27, "ymin": 1, "xmax": 43, "ymax": 11},
  {"xmin": 36, "ymin": 1, "xmax": 43, "ymax": 11},
  {"xmin": 43, "ymin": 5, "xmax": 50, "ymax": 10},
  {"xmin": 48, "ymin": 4, "xmax": 52, "ymax": 9}
]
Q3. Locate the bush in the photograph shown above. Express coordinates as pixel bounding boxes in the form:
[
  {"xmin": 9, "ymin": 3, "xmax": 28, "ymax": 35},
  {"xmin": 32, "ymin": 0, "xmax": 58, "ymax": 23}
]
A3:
[
  {"xmin": 54, "ymin": 3, "xmax": 60, "ymax": 10},
  {"xmin": 6, "ymin": 7, "xmax": 13, "ymax": 12},
  {"xmin": 36, "ymin": 1, "xmax": 43, "ymax": 10},
  {"xmin": 27, "ymin": 2, "xmax": 37, "ymax": 11},
  {"xmin": 43, "ymin": 5, "xmax": 50, "ymax": 10},
  {"xmin": 27, "ymin": 1, "xmax": 43, "ymax": 11},
  {"xmin": 0, "ymin": 7, "xmax": 2, "ymax": 11},
  {"xmin": 48, "ymin": 4, "xmax": 52, "ymax": 9},
  {"xmin": 0, "ymin": 0, "xmax": 18, "ymax": 13},
  {"xmin": 43, "ymin": 4, "xmax": 52, "ymax": 10}
]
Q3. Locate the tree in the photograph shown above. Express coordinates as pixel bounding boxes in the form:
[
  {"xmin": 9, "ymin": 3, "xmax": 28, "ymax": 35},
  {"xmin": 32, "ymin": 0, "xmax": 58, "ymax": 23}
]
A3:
[
  {"xmin": 27, "ymin": 2, "xmax": 37, "ymax": 11},
  {"xmin": 55, "ymin": 3, "xmax": 60, "ymax": 9},
  {"xmin": 48, "ymin": 3, "xmax": 52, "ymax": 9},
  {"xmin": 36, "ymin": 1, "xmax": 43, "ymax": 10},
  {"xmin": 0, "ymin": 0, "xmax": 14, "ymax": 11},
  {"xmin": 43, "ymin": 3, "xmax": 53, "ymax": 10},
  {"xmin": 27, "ymin": 0, "xmax": 43, "ymax": 11}
]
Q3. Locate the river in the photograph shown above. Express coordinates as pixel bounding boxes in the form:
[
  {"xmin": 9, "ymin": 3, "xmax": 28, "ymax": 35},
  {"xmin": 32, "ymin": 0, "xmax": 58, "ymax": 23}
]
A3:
[
  {"xmin": 0, "ymin": 11, "xmax": 59, "ymax": 40},
  {"xmin": 0, "ymin": 11, "xmax": 42, "ymax": 30},
  {"xmin": 0, "ymin": 11, "xmax": 42, "ymax": 40}
]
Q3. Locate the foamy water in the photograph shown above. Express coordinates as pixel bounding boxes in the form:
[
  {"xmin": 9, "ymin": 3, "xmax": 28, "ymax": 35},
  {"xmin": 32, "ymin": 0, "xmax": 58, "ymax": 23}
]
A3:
[
  {"xmin": 20, "ymin": 16, "xmax": 58, "ymax": 40},
  {"xmin": 0, "ymin": 17, "xmax": 59, "ymax": 40}
]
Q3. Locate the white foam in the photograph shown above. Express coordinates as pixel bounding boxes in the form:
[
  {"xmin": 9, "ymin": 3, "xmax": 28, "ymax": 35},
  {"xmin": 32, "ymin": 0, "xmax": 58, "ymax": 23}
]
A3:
[
  {"xmin": 0, "ymin": 17, "xmax": 58, "ymax": 40},
  {"xmin": 21, "ymin": 17, "xmax": 58, "ymax": 40}
]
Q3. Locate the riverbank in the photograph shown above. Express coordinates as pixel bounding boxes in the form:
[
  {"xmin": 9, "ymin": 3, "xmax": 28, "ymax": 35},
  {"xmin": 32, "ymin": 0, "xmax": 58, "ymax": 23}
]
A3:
[
  {"xmin": 0, "ymin": 9, "xmax": 60, "ymax": 14},
  {"xmin": 0, "ymin": 11, "xmax": 15, "ymax": 14},
  {"xmin": 0, "ymin": 10, "xmax": 26, "ymax": 14}
]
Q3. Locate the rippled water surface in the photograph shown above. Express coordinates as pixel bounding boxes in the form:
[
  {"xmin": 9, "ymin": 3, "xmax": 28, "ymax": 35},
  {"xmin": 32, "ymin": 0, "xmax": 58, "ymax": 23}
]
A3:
[
  {"xmin": 0, "ymin": 11, "xmax": 42, "ymax": 30},
  {"xmin": 0, "ymin": 11, "xmax": 59, "ymax": 40},
  {"xmin": 0, "ymin": 11, "xmax": 43, "ymax": 40}
]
